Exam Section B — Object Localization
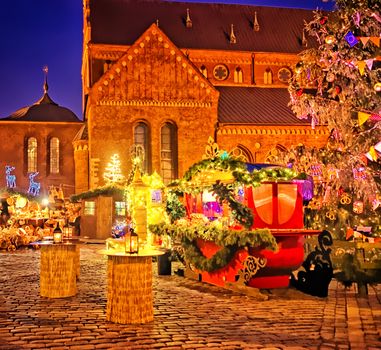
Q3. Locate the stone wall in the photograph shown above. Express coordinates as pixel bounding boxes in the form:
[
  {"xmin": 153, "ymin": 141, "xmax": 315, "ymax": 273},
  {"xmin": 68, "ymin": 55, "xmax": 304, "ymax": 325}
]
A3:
[{"xmin": 0, "ymin": 122, "xmax": 83, "ymax": 196}]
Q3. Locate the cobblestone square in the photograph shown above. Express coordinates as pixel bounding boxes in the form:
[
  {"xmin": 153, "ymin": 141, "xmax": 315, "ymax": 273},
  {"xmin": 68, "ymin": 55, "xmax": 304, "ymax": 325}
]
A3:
[{"xmin": 1, "ymin": 245, "xmax": 380, "ymax": 350}]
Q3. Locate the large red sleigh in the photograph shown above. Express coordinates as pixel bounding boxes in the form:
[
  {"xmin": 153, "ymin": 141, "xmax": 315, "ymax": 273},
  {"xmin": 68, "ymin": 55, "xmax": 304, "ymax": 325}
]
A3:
[{"xmin": 185, "ymin": 179, "xmax": 320, "ymax": 289}]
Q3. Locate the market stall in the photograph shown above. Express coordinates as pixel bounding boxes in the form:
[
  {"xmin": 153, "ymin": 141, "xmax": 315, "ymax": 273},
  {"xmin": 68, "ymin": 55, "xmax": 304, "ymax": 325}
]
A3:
[{"xmin": 150, "ymin": 139, "xmax": 325, "ymax": 291}]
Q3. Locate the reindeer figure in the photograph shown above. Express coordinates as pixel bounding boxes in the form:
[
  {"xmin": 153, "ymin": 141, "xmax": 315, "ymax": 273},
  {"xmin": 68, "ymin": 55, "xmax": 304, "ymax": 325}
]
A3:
[
  {"xmin": 28, "ymin": 172, "xmax": 40, "ymax": 196},
  {"xmin": 5, "ymin": 165, "xmax": 16, "ymax": 188}
]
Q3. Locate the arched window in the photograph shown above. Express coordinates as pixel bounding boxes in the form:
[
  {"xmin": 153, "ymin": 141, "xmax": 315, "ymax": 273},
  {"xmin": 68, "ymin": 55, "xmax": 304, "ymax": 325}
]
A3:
[
  {"xmin": 234, "ymin": 67, "xmax": 243, "ymax": 83},
  {"xmin": 265, "ymin": 144, "xmax": 288, "ymax": 163},
  {"xmin": 160, "ymin": 122, "xmax": 178, "ymax": 184},
  {"xmin": 134, "ymin": 122, "xmax": 150, "ymax": 173},
  {"xmin": 49, "ymin": 137, "xmax": 60, "ymax": 174},
  {"xmin": 264, "ymin": 68, "xmax": 273, "ymax": 85},
  {"xmin": 27, "ymin": 137, "xmax": 38, "ymax": 173},
  {"xmin": 200, "ymin": 65, "xmax": 207, "ymax": 78}
]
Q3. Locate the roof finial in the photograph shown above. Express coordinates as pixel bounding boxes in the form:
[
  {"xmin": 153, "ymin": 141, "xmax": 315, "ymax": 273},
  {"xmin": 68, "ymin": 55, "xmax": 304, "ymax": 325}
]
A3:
[
  {"xmin": 302, "ymin": 29, "xmax": 307, "ymax": 47},
  {"xmin": 230, "ymin": 24, "xmax": 236, "ymax": 44},
  {"xmin": 253, "ymin": 11, "xmax": 260, "ymax": 31},
  {"xmin": 156, "ymin": 19, "xmax": 159, "ymax": 27},
  {"xmin": 42, "ymin": 65, "xmax": 49, "ymax": 93},
  {"xmin": 186, "ymin": 8, "xmax": 192, "ymax": 28}
]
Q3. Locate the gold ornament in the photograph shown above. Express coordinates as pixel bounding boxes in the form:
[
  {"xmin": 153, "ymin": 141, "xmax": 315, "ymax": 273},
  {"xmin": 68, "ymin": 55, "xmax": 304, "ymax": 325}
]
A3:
[
  {"xmin": 325, "ymin": 210, "xmax": 336, "ymax": 221},
  {"xmin": 340, "ymin": 193, "xmax": 352, "ymax": 205},
  {"xmin": 307, "ymin": 197, "xmax": 321, "ymax": 210},
  {"xmin": 374, "ymin": 82, "xmax": 381, "ymax": 92},
  {"xmin": 326, "ymin": 72, "xmax": 335, "ymax": 82},
  {"xmin": 353, "ymin": 200, "xmax": 364, "ymax": 214}
]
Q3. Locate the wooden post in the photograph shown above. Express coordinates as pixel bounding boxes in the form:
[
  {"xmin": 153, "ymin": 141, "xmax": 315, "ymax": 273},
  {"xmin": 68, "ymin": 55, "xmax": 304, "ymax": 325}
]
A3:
[
  {"xmin": 40, "ymin": 244, "xmax": 77, "ymax": 298},
  {"xmin": 106, "ymin": 255, "xmax": 153, "ymax": 324}
]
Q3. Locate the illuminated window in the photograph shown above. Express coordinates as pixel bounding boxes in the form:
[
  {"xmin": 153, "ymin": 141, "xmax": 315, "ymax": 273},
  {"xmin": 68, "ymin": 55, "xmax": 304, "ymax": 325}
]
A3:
[
  {"xmin": 264, "ymin": 68, "xmax": 273, "ymax": 84},
  {"xmin": 49, "ymin": 137, "xmax": 60, "ymax": 174},
  {"xmin": 134, "ymin": 122, "xmax": 150, "ymax": 173},
  {"xmin": 234, "ymin": 67, "xmax": 243, "ymax": 83},
  {"xmin": 200, "ymin": 65, "xmax": 207, "ymax": 78},
  {"xmin": 160, "ymin": 123, "xmax": 178, "ymax": 184},
  {"xmin": 27, "ymin": 137, "xmax": 38, "ymax": 173},
  {"xmin": 84, "ymin": 201, "xmax": 96, "ymax": 215},
  {"xmin": 115, "ymin": 201, "xmax": 126, "ymax": 216}
]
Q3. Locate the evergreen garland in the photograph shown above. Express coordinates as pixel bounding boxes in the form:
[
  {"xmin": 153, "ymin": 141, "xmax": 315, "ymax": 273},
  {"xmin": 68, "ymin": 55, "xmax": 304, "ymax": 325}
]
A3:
[
  {"xmin": 70, "ymin": 185, "xmax": 124, "ymax": 202},
  {"xmin": 149, "ymin": 222, "xmax": 277, "ymax": 272},
  {"xmin": 166, "ymin": 192, "xmax": 186, "ymax": 223}
]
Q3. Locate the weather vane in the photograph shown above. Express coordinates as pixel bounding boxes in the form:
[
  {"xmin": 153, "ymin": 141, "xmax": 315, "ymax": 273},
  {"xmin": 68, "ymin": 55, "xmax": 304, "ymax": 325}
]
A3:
[{"xmin": 43, "ymin": 66, "xmax": 49, "ymax": 93}]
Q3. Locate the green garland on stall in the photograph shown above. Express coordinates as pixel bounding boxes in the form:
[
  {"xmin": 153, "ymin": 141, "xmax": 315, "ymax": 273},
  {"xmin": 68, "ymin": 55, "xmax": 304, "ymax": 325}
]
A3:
[
  {"xmin": 172, "ymin": 157, "xmax": 298, "ymax": 190},
  {"xmin": 212, "ymin": 181, "xmax": 253, "ymax": 229},
  {"xmin": 70, "ymin": 185, "xmax": 124, "ymax": 202},
  {"xmin": 149, "ymin": 222, "xmax": 277, "ymax": 272},
  {"xmin": 166, "ymin": 156, "xmax": 298, "ymax": 228},
  {"xmin": 166, "ymin": 192, "xmax": 186, "ymax": 223},
  {"xmin": 0, "ymin": 188, "xmax": 42, "ymax": 201}
]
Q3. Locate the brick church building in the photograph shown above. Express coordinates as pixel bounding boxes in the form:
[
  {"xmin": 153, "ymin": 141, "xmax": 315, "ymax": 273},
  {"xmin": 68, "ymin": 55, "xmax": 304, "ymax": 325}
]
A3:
[
  {"xmin": 77, "ymin": 0, "xmax": 328, "ymax": 193},
  {"xmin": 1, "ymin": 0, "xmax": 329, "ymax": 197}
]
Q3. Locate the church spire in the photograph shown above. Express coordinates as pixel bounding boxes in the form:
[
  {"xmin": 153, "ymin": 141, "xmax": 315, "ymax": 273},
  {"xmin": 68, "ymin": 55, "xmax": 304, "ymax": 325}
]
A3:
[{"xmin": 43, "ymin": 65, "xmax": 49, "ymax": 94}]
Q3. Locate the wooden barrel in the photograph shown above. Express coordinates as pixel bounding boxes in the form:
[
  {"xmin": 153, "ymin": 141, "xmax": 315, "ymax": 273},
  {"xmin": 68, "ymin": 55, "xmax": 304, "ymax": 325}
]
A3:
[
  {"xmin": 106, "ymin": 255, "xmax": 153, "ymax": 324},
  {"xmin": 40, "ymin": 244, "xmax": 77, "ymax": 298}
]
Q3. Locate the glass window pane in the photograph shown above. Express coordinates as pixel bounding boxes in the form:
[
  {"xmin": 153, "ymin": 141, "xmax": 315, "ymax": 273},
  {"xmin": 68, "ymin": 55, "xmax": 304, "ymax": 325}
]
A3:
[
  {"xmin": 84, "ymin": 201, "xmax": 96, "ymax": 216},
  {"xmin": 27, "ymin": 137, "xmax": 37, "ymax": 173},
  {"xmin": 134, "ymin": 123, "xmax": 148, "ymax": 172},
  {"xmin": 115, "ymin": 201, "xmax": 126, "ymax": 216},
  {"xmin": 160, "ymin": 123, "xmax": 177, "ymax": 184},
  {"xmin": 50, "ymin": 137, "xmax": 60, "ymax": 174}
]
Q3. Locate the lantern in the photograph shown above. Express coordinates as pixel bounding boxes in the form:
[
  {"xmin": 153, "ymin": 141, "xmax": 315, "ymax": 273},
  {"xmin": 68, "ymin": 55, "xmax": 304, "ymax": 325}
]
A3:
[
  {"xmin": 53, "ymin": 226, "xmax": 63, "ymax": 244},
  {"xmin": 62, "ymin": 225, "xmax": 72, "ymax": 237},
  {"xmin": 125, "ymin": 228, "xmax": 139, "ymax": 254}
]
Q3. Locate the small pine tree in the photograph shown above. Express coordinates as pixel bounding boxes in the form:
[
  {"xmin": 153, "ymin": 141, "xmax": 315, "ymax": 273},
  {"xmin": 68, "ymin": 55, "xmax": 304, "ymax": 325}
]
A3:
[{"xmin": 104, "ymin": 154, "xmax": 125, "ymax": 185}]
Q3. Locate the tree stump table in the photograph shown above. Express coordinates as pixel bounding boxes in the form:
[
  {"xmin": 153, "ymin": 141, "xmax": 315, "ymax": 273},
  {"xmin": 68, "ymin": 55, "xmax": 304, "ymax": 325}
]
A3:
[
  {"xmin": 101, "ymin": 250, "xmax": 164, "ymax": 324},
  {"xmin": 33, "ymin": 242, "xmax": 78, "ymax": 298}
]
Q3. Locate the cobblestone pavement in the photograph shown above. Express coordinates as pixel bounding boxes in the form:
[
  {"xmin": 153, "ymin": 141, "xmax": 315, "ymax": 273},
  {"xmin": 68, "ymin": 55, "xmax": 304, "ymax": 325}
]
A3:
[{"xmin": 1, "ymin": 245, "xmax": 381, "ymax": 350}]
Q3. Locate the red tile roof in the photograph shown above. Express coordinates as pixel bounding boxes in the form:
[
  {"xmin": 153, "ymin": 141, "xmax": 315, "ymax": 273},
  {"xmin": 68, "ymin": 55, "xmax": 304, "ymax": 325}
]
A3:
[
  {"xmin": 217, "ymin": 86, "xmax": 310, "ymax": 125},
  {"xmin": 90, "ymin": 0, "xmax": 315, "ymax": 53}
]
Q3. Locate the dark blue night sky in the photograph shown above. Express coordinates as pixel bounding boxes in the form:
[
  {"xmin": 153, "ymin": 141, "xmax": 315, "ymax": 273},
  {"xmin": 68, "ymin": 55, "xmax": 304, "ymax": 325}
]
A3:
[{"xmin": 0, "ymin": 0, "xmax": 335, "ymax": 119}]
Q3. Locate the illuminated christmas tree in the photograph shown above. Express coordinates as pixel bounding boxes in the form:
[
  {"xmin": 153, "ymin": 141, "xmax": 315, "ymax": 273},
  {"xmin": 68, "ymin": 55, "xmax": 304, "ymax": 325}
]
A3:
[
  {"xmin": 104, "ymin": 154, "xmax": 125, "ymax": 185},
  {"xmin": 286, "ymin": 0, "xmax": 381, "ymax": 238}
]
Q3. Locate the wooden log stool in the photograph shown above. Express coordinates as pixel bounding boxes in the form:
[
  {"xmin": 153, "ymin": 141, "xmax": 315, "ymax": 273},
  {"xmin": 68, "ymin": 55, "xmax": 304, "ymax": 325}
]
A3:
[{"xmin": 40, "ymin": 243, "xmax": 77, "ymax": 298}]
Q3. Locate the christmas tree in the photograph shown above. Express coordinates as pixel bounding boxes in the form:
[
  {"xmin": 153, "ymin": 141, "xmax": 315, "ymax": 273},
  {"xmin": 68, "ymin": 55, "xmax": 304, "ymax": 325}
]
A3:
[
  {"xmin": 285, "ymin": 0, "xmax": 381, "ymax": 239},
  {"xmin": 104, "ymin": 154, "xmax": 125, "ymax": 185}
]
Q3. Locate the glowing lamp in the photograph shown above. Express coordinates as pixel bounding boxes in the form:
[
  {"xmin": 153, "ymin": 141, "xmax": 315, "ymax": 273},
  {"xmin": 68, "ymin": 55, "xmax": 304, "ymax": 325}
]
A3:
[
  {"xmin": 63, "ymin": 225, "xmax": 72, "ymax": 237},
  {"xmin": 53, "ymin": 226, "xmax": 63, "ymax": 244},
  {"xmin": 325, "ymin": 35, "xmax": 335, "ymax": 45},
  {"xmin": 125, "ymin": 228, "xmax": 139, "ymax": 254}
]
